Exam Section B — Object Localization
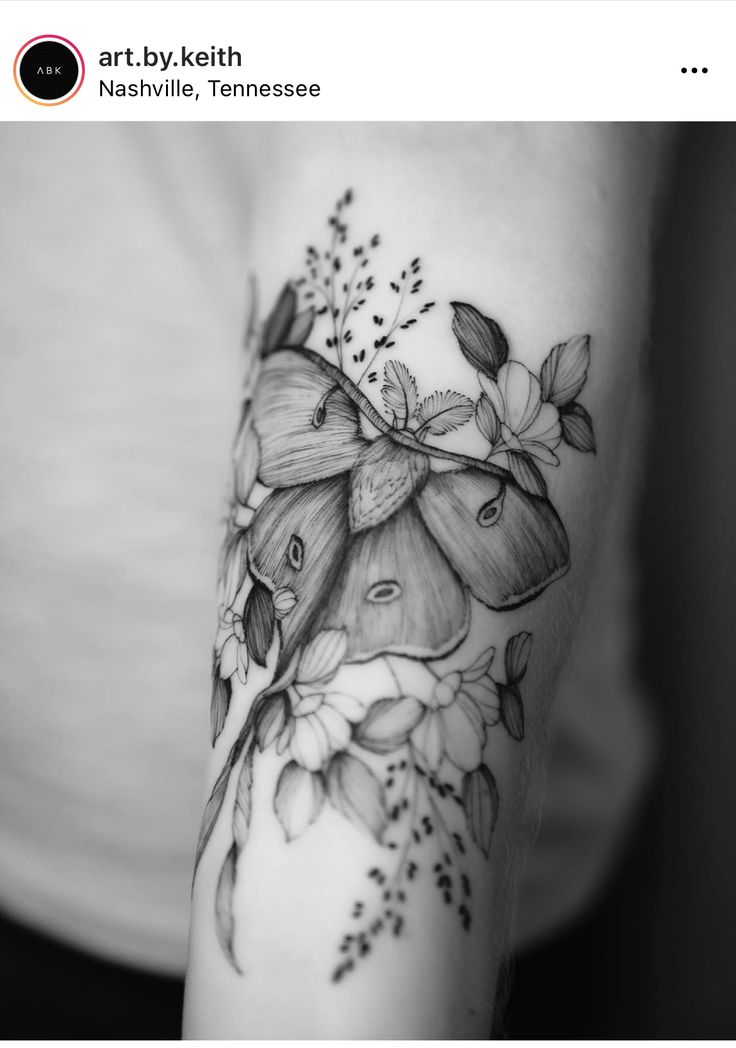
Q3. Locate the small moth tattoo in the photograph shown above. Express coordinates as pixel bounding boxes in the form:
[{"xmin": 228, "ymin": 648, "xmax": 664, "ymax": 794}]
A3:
[{"xmin": 197, "ymin": 189, "xmax": 596, "ymax": 981}]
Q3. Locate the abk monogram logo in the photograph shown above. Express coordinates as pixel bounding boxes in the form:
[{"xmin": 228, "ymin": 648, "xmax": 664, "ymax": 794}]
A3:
[{"xmin": 14, "ymin": 36, "xmax": 85, "ymax": 105}]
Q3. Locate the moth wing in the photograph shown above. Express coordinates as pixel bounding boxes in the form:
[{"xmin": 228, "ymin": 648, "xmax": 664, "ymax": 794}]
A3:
[
  {"xmin": 252, "ymin": 350, "xmax": 366, "ymax": 487},
  {"xmin": 319, "ymin": 502, "xmax": 470, "ymax": 662},
  {"xmin": 247, "ymin": 476, "xmax": 350, "ymax": 667},
  {"xmin": 416, "ymin": 468, "xmax": 569, "ymax": 610}
]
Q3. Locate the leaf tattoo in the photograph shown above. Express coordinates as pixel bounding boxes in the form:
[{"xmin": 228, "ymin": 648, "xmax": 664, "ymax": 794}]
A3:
[
  {"xmin": 415, "ymin": 390, "xmax": 475, "ymax": 438},
  {"xmin": 505, "ymin": 631, "xmax": 532, "ymax": 683},
  {"xmin": 274, "ymin": 761, "xmax": 326, "ymax": 842},
  {"xmin": 262, "ymin": 284, "xmax": 298, "ymax": 357},
  {"xmin": 286, "ymin": 306, "xmax": 316, "ymax": 348},
  {"xmin": 499, "ymin": 683, "xmax": 525, "ymax": 741},
  {"xmin": 462, "ymin": 765, "xmax": 499, "ymax": 858},
  {"xmin": 540, "ymin": 334, "xmax": 590, "ymax": 407},
  {"xmin": 560, "ymin": 402, "xmax": 596, "ymax": 453},
  {"xmin": 325, "ymin": 752, "xmax": 388, "ymax": 842},
  {"xmin": 451, "ymin": 301, "xmax": 509, "ymax": 379},
  {"xmin": 232, "ymin": 746, "xmax": 255, "ymax": 852},
  {"xmin": 507, "ymin": 451, "xmax": 548, "ymax": 498},
  {"xmin": 475, "ymin": 393, "xmax": 501, "ymax": 446},
  {"xmin": 199, "ymin": 189, "xmax": 596, "ymax": 984},
  {"xmin": 194, "ymin": 761, "xmax": 233, "ymax": 877},
  {"xmin": 215, "ymin": 843, "xmax": 241, "ymax": 971},
  {"xmin": 210, "ymin": 661, "xmax": 232, "ymax": 746},
  {"xmin": 381, "ymin": 360, "xmax": 418, "ymax": 428}
]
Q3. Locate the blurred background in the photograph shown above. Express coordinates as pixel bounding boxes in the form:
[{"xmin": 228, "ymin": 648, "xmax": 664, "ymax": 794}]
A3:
[{"xmin": 509, "ymin": 123, "xmax": 736, "ymax": 1038}]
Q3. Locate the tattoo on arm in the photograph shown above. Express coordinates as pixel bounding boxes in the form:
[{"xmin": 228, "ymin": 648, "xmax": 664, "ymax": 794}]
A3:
[{"xmin": 195, "ymin": 189, "xmax": 596, "ymax": 982}]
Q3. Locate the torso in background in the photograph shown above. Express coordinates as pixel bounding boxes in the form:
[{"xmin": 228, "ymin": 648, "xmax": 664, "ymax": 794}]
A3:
[{"xmin": 0, "ymin": 123, "xmax": 652, "ymax": 973}]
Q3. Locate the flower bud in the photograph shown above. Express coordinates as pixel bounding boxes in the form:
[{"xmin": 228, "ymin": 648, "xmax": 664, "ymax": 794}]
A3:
[
  {"xmin": 433, "ymin": 671, "xmax": 461, "ymax": 708},
  {"xmin": 272, "ymin": 587, "xmax": 298, "ymax": 620}
]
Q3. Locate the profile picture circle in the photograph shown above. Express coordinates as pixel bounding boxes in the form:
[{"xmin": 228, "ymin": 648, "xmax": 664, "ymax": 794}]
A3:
[{"xmin": 14, "ymin": 35, "xmax": 85, "ymax": 106}]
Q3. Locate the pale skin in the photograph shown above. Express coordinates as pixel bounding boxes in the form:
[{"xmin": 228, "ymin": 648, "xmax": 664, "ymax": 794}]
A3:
[{"xmin": 183, "ymin": 123, "xmax": 672, "ymax": 1038}]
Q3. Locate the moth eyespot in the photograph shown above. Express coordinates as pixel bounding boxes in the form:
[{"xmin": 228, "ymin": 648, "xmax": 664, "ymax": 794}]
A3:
[
  {"xmin": 287, "ymin": 534, "xmax": 304, "ymax": 570},
  {"xmin": 366, "ymin": 579, "xmax": 402, "ymax": 604},
  {"xmin": 477, "ymin": 488, "xmax": 506, "ymax": 528}
]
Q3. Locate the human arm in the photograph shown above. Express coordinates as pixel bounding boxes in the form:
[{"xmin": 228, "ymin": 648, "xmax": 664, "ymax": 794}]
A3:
[{"xmin": 183, "ymin": 122, "xmax": 671, "ymax": 1038}]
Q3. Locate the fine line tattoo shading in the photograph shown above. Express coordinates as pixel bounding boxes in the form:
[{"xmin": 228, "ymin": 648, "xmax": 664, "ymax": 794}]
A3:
[{"xmin": 197, "ymin": 189, "xmax": 596, "ymax": 981}]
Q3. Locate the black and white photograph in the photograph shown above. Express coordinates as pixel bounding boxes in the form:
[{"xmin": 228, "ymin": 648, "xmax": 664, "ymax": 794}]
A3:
[{"xmin": 1, "ymin": 3, "xmax": 734, "ymax": 1041}]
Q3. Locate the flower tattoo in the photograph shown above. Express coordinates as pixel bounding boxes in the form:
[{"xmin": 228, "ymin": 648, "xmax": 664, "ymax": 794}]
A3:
[{"xmin": 194, "ymin": 190, "xmax": 596, "ymax": 981}]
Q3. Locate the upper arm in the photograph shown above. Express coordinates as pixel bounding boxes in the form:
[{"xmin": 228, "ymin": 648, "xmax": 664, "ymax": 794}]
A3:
[{"xmin": 184, "ymin": 122, "xmax": 672, "ymax": 1038}]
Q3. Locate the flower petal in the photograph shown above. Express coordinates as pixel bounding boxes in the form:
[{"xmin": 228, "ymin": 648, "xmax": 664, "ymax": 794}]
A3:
[
  {"xmin": 521, "ymin": 440, "xmax": 560, "ymax": 466},
  {"xmin": 463, "ymin": 678, "xmax": 501, "ymax": 726},
  {"xmin": 498, "ymin": 422, "xmax": 523, "ymax": 453},
  {"xmin": 462, "ymin": 645, "xmax": 496, "ymax": 683},
  {"xmin": 324, "ymin": 691, "xmax": 365, "ymax": 723},
  {"xmin": 316, "ymin": 704, "xmax": 352, "ymax": 753},
  {"xmin": 292, "ymin": 688, "xmax": 324, "ymax": 717},
  {"xmin": 475, "ymin": 394, "xmax": 501, "ymax": 446},
  {"xmin": 276, "ymin": 718, "xmax": 295, "ymax": 755},
  {"xmin": 290, "ymin": 714, "xmax": 331, "ymax": 771},
  {"xmin": 273, "ymin": 587, "xmax": 298, "ymax": 620},
  {"xmin": 297, "ymin": 629, "xmax": 348, "ymax": 685},
  {"xmin": 456, "ymin": 691, "xmax": 486, "ymax": 736},
  {"xmin": 353, "ymin": 695, "xmax": 424, "ymax": 754},
  {"xmin": 441, "ymin": 702, "xmax": 483, "ymax": 772},
  {"xmin": 521, "ymin": 400, "xmax": 561, "ymax": 449},
  {"xmin": 433, "ymin": 671, "xmax": 461, "ymax": 709},
  {"xmin": 411, "ymin": 711, "xmax": 445, "ymax": 772},
  {"xmin": 500, "ymin": 361, "xmax": 541, "ymax": 434},
  {"xmin": 478, "ymin": 373, "xmax": 507, "ymax": 423}
]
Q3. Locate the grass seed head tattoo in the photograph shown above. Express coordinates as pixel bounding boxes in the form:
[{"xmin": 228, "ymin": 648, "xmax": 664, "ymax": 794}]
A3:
[{"xmin": 199, "ymin": 189, "xmax": 596, "ymax": 979}]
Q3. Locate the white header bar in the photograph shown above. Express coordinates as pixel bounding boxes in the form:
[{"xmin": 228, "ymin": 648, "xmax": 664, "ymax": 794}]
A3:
[{"xmin": 0, "ymin": 0, "xmax": 732, "ymax": 120}]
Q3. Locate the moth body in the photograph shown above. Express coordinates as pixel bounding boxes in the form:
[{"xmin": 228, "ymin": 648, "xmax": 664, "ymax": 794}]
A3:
[{"xmin": 349, "ymin": 436, "xmax": 430, "ymax": 532}]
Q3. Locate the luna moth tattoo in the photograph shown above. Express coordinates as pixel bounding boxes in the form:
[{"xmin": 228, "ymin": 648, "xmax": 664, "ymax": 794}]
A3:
[{"xmin": 196, "ymin": 189, "xmax": 596, "ymax": 981}]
